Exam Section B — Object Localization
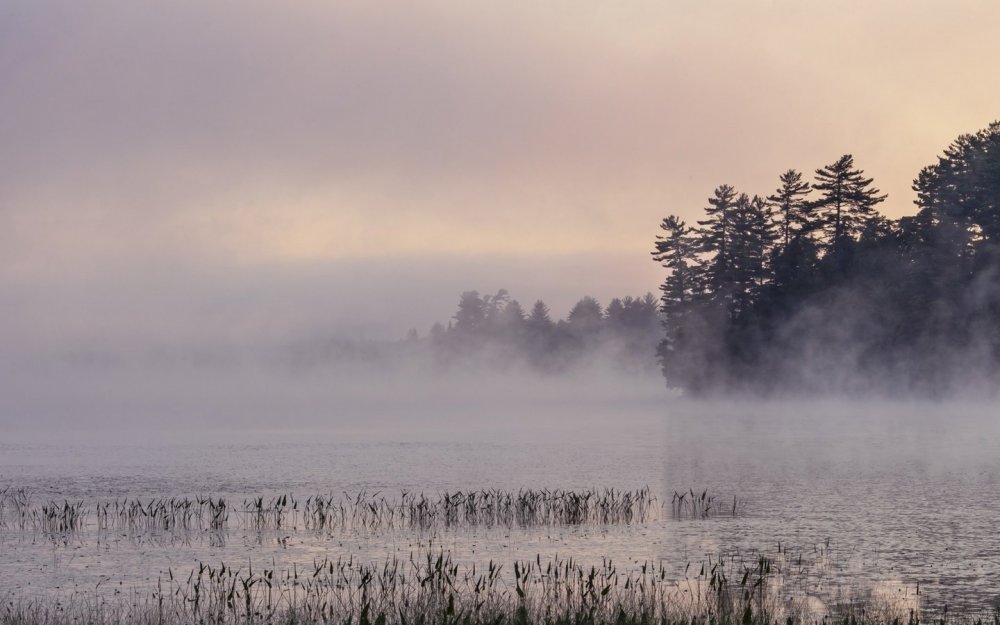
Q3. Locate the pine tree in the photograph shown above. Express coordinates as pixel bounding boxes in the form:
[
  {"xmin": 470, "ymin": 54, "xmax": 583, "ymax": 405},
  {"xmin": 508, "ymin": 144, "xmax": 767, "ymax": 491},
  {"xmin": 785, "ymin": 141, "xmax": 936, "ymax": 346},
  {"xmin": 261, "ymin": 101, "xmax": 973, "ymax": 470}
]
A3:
[
  {"xmin": 567, "ymin": 296, "xmax": 603, "ymax": 331},
  {"xmin": 696, "ymin": 185, "xmax": 739, "ymax": 310},
  {"xmin": 482, "ymin": 289, "xmax": 511, "ymax": 329},
  {"xmin": 527, "ymin": 300, "xmax": 553, "ymax": 330},
  {"xmin": 651, "ymin": 215, "xmax": 705, "ymax": 387},
  {"xmin": 724, "ymin": 194, "xmax": 776, "ymax": 316},
  {"xmin": 652, "ymin": 215, "xmax": 699, "ymax": 316},
  {"xmin": 812, "ymin": 154, "xmax": 886, "ymax": 246},
  {"xmin": 604, "ymin": 298, "xmax": 626, "ymax": 330},
  {"xmin": 453, "ymin": 291, "xmax": 486, "ymax": 334},
  {"xmin": 767, "ymin": 169, "xmax": 812, "ymax": 247},
  {"xmin": 913, "ymin": 123, "xmax": 1000, "ymax": 248},
  {"xmin": 745, "ymin": 194, "xmax": 779, "ymax": 299}
]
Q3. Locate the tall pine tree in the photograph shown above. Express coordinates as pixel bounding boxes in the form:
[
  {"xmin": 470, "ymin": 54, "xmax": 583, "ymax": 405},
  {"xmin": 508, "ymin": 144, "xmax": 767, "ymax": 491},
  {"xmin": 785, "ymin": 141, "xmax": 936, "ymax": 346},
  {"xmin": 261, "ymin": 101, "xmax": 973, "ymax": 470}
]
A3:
[
  {"xmin": 812, "ymin": 154, "xmax": 886, "ymax": 246},
  {"xmin": 696, "ymin": 185, "xmax": 740, "ymax": 315},
  {"xmin": 767, "ymin": 169, "xmax": 813, "ymax": 246}
]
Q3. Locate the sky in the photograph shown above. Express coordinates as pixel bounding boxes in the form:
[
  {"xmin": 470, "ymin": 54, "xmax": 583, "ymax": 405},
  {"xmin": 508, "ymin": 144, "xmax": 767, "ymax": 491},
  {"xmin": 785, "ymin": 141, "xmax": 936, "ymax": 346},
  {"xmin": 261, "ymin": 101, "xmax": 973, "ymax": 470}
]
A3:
[{"xmin": 2, "ymin": 0, "xmax": 999, "ymax": 345}]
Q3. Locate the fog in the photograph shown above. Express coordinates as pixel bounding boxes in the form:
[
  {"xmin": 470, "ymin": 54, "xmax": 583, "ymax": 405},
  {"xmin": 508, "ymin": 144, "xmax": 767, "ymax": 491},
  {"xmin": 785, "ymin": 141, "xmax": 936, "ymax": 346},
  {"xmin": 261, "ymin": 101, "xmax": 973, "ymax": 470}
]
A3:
[
  {"xmin": 4, "ymin": 0, "xmax": 999, "ymax": 427},
  {"xmin": 5, "ymin": 4, "xmax": 1000, "ymax": 620},
  {"xmin": 1, "ymin": 253, "xmax": 656, "ymax": 347},
  {"xmin": 0, "ymin": 346, "xmax": 670, "ymax": 437}
]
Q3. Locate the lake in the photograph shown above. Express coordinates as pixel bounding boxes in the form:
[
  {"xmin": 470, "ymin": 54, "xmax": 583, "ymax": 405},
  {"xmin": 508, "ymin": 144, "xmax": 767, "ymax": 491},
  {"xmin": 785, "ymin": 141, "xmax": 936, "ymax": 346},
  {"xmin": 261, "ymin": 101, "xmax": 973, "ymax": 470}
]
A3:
[{"xmin": 3, "ymin": 383, "xmax": 1000, "ymax": 617}]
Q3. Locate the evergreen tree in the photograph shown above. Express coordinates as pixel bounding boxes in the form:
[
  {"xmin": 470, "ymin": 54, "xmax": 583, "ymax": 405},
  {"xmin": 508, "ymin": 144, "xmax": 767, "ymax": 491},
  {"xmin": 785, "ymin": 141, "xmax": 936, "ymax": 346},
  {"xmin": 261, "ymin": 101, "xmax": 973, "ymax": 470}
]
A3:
[
  {"xmin": 604, "ymin": 298, "xmax": 626, "ymax": 330},
  {"xmin": 523, "ymin": 300, "xmax": 556, "ymax": 369},
  {"xmin": 499, "ymin": 299, "xmax": 526, "ymax": 326},
  {"xmin": 727, "ymin": 194, "xmax": 758, "ymax": 316},
  {"xmin": 696, "ymin": 184, "xmax": 739, "ymax": 314},
  {"xmin": 482, "ymin": 289, "xmax": 511, "ymax": 329},
  {"xmin": 769, "ymin": 232, "xmax": 819, "ymax": 297},
  {"xmin": 767, "ymin": 169, "xmax": 813, "ymax": 246},
  {"xmin": 812, "ymin": 154, "xmax": 887, "ymax": 246},
  {"xmin": 912, "ymin": 123, "xmax": 1000, "ymax": 251},
  {"xmin": 527, "ymin": 300, "xmax": 554, "ymax": 330},
  {"xmin": 651, "ymin": 214, "xmax": 711, "ymax": 388},
  {"xmin": 453, "ymin": 291, "xmax": 486, "ymax": 334},
  {"xmin": 652, "ymin": 215, "xmax": 699, "ymax": 316},
  {"xmin": 745, "ymin": 194, "xmax": 779, "ymax": 300},
  {"xmin": 567, "ymin": 296, "xmax": 603, "ymax": 332},
  {"xmin": 725, "ymin": 194, "xmax": 778, "ymax": 314}
]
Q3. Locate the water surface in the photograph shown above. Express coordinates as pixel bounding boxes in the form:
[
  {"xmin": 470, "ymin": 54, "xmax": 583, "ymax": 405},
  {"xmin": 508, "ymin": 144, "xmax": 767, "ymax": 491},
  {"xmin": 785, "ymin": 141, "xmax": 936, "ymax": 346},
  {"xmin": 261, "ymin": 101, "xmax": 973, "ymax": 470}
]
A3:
[{"xmin": 3, "ymin": 395, "xmax": 999, "ymax": 614}]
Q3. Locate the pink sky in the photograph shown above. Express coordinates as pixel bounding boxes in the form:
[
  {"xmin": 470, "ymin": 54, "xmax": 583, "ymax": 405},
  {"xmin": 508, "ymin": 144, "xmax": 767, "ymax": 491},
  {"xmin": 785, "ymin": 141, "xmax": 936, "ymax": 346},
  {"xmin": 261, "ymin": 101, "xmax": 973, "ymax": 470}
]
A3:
[{"xmin": 2, "ymin": 0, "xmax": 998, "ymax": 340}]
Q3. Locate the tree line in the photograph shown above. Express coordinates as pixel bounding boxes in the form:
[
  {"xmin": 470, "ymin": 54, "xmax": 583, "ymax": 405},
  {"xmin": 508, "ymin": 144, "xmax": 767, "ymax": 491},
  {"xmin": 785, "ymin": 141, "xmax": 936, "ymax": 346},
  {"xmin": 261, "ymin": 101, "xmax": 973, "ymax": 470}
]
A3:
[
  {"xmin": 653, "ymin": 121, "xmax": 1000, "ymax": 395},
  {"xmin": 422, "ymin": 290, "xmax": 661, "ymax": 373}
]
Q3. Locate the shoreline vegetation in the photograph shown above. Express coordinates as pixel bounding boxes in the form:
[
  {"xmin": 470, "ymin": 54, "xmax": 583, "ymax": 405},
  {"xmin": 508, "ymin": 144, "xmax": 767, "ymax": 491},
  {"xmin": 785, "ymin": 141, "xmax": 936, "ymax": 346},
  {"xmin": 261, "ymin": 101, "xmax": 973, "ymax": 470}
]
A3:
[
  {"xmin": 0, "ymin": 487, "xmax": 674, "ymax": 534},
  {"xmin": 2, "ymin": 486, "xmax": 994, "ymax": 625},
  {"xmin": 298, "ymin": 121, "xmax": 1000, "ymax": 399},
  {"xmin": 30, "ymin": 124, "xmax": 999, "ymax": 399},
  {"xmin": 375, "ymin": 121, "xmax": 1000, "ymax": 398},
  {"xmin": 2, "ymin": 548, "xmax": 995, "ymax": 625},
  {"xmin": 650, "ymin": 121, "xmax": 1000, "ymax": 397}
]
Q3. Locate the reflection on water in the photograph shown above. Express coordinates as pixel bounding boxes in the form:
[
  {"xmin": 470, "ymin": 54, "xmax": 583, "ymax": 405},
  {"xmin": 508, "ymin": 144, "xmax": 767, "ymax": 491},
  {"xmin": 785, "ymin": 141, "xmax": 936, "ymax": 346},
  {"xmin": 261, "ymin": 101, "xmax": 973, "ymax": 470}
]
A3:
[{"xmin": 2, "ymin": 399, "xmax": 1000, "ymax": 616}]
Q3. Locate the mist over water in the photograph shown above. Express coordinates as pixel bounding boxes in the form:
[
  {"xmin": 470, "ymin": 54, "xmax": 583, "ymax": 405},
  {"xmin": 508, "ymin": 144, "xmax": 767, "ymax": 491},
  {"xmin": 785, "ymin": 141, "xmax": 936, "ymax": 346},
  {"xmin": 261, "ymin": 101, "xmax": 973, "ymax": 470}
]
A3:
[
  {"xmin": 4, "ymin": 367, "xmax": 1000, "ymax": 612},
  {"xmin": 4, "ymin": 2, "xmax": 1000, "ymax": 620},
  {"xmin": 3, "ymin": 218, "xmax": 999, "ymax": 617}
]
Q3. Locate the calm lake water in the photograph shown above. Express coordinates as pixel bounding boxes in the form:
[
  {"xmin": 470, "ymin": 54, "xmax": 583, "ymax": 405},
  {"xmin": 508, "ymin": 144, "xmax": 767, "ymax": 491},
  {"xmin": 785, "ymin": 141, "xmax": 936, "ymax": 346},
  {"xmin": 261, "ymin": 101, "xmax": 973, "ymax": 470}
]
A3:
[{"xmin": 3, "ymin": 388, "xmax": 1000, "ymax": 615}]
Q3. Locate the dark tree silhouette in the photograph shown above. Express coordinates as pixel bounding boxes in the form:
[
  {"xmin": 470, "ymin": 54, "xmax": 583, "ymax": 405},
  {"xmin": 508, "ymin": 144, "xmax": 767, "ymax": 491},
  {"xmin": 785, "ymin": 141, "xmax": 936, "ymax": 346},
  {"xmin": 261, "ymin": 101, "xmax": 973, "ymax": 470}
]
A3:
[
  {"xmin": 425, "ymin": 291, "xmax": 660, "ymax": 373},
  {"xmin": 812, "ymin": 154, "xmax": 886, "ymax": 247},
  {"xmin": 453, "ymin": 291, "xmax": 487, "ymax": 334},
  {"xmin": 567, "ymin": 296, "xmax": 603, "ymax": 331},
  {"xmin": 364, "ymin": 124, "xmax": 1000, "ymax": 395},
  {"xmin": 767, "ymin": 169, "xmax": 812, "ymax": 247},
  {"xmin": 652, "ymin": 122, "xmax": 1000, "ymax": 396},
  {"xmin": 527, "ymin": 300, "xmax": 554, "ymax": 330}
]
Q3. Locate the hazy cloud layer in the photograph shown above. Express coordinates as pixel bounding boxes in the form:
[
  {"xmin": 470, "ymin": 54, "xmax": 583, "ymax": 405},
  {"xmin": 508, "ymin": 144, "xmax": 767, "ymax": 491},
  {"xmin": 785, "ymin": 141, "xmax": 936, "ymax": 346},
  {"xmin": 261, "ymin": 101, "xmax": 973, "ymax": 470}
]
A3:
[{"xmin": 2, "ymin": 0, "xmax": 999, "ymax": 341}]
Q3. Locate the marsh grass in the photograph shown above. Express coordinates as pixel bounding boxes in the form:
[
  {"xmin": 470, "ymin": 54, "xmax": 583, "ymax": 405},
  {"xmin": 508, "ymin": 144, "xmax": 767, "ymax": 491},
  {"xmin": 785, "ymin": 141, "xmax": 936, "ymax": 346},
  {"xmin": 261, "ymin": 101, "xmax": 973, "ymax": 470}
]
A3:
[
  {"xmin": 303, "ymin": 488, "xmax": 658, "ymax": 531},
  {"xmin": 1, "ymin": 488, "xmax": 674, "ymax": 537},
  {"xmin": 2, "ymin": 549, "xmax": 994, "ymax": 625},
  {"xmin": 670, "ymin": 490, "xmax": 744, "ymax": 519},
  {"xmin": 95, "ymin": 497, "xmax": 229, "ymax": 532},
  {"xmin": 0, "ymin": 550, "xmax": 824, "ymax": 625},
  {"xmin": 0, "ymin": 488, "xmax": 32, "ymax": 531}
]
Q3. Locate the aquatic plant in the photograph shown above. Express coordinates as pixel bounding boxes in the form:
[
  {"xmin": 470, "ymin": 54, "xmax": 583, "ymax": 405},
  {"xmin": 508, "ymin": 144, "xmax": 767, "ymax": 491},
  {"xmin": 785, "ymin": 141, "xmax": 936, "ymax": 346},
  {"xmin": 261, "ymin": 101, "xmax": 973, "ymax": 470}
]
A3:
[
  {"xmin": 0, "ymin": 549, "xmax": 798, "ymax": 625},
  {"xmin": 3, "ymin": 547, "xmax": 986, "ymax": 625},
  {"xmin": 1, "ymin": 487, "xmax": 675, "ymax": 537}
]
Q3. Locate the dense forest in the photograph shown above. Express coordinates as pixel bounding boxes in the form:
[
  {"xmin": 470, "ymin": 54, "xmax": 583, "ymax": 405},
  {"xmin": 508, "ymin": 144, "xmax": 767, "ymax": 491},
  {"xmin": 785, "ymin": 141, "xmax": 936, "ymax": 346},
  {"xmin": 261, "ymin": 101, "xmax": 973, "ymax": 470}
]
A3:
[
  {"xmin": 421, "ymin": 290, "xmax": 661, "ymax": 374},
  {"xmin": 277, "ymin": 291, "xmax": 660, "ymax": 376},
  {"xmin": 653, "ymin": 121, "xmax": 1000, "ymax": 396}
]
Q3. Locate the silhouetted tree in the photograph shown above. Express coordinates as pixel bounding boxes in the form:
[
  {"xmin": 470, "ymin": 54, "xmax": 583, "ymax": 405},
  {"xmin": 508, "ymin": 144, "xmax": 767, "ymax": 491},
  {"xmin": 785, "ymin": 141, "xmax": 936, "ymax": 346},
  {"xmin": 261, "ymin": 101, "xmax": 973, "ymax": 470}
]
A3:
[
  {"xmin": 768, "ymin": 169, "xmax": 813, "ymax": 246},
  {"xmin": 453, "ymin": 291, "xmax": 486, "ymax": 334},
  {"xmin": 567, "ymin": 296, "xmax": 603, "ymax": 332},
  {"xmin": 482, "ymin": 289, "xmax": 511, "ymax": 329},
  {"xmin": 499, "ymin": 299, "xmax": 526, "ymax": 327},
  {"xmin": 650, "ymin": 124, "xmax": 1000, "ymax": 396},
  {"xmin": 729, "ymin": 194, "xmax": 777, "ymax": 313},
  {"xmin": 697, "ymin": 185, "xmax": 739, "ymax": 306},
  {"xmin": 605, "ymin": 298, "xmax": 625, "ymax": 326},
  {"xmin": 652, "ymin": 216, "xmax": 699, "ymax": 309},
  {"xmin": 527, "ymin": 300, "xmax": 554, "ymax": 330},
  {"xmin": 812, "ymin": 154, "xmax": 886, "ymax": 247}
]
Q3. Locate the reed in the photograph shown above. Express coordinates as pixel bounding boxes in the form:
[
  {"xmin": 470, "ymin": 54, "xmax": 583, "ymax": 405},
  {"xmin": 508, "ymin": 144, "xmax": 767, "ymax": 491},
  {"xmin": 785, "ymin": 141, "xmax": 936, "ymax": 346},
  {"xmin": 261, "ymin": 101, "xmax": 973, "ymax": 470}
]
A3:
[
  {"xmin": 0, "ymin": 488, "xmax": 31, "ymax": 530},
  {"xmin": 2, "ymin": 549, "xmax": 990, "ymax": 625},
  {"xmin": 671, "ymin": 489, "xmax": 744, "ymax": 519},
  {"xmin": 303, "ymin": 487, "xmax": 658, "ymax": 531},
  {"xmin": 1, "ymin": 487, "xmax": 672, "ymax": 536},
  {"xmin": 95, "ymin": 497, "xmax": 229, "ymax": 532}
]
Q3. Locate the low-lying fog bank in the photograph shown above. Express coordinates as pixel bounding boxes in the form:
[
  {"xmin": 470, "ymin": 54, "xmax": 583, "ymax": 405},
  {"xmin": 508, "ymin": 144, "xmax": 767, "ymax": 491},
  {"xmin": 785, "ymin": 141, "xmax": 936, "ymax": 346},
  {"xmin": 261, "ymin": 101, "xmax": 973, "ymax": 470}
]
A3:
[
  {"xmin": 0, "ymin": 346, "xmax": 669, "ymax": 443},
  {"xmin": 4, "ymin": 340, "xmax": 1000, "ymax": 454}
]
